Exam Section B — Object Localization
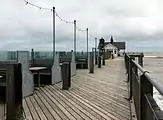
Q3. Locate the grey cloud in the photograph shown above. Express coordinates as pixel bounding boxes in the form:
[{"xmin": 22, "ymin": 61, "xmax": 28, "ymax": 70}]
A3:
[{"xmin": 1, "ymin": 0, "xmax": 163, "ymax": 52}]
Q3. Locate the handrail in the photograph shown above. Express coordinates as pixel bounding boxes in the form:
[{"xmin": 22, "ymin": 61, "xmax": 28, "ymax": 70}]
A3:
[
  {"xmin": 124, "ymin": 53, "xmax": 163, "ymax": 120},
  {"xmin": 131, "ymin": 55, "xmax": 163, "ymax": 96},
  {"xmin": 145, "ymin": 72, "xmax": 163, "ymax": 96},
  {"xmin": 131, "ymin": 60, "xmax": 144, "ymax": 73}
]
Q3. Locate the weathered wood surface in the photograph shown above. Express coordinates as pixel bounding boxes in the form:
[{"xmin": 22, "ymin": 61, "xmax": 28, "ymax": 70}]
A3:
[
  {"xmin": 23, "ymin": 58, "xmax": 133, "ymax": 120},
  {"xmin": 0, "ymin": 103, "xmax": 6, "ymax": 120}
]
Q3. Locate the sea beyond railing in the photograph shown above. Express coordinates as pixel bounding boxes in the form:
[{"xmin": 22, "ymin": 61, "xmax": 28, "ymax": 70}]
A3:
[{"xmin": 0, "ymin": 51, "xmax": 94, "ymax": 61}]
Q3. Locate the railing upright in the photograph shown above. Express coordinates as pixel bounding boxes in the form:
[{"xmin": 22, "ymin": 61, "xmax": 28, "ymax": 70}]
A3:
[
  {"xmin": 140, "ymin": 74, "xmax": 153, "ymax": 120},
  {"xmin": 138, "ymin": 53, "xmax": 144, "ymax": 67}
]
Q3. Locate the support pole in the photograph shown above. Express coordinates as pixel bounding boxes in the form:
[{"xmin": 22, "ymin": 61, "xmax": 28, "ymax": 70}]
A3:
[
  {"xmin": 95, "ymin": 38, "xmax": 97, "ymax": 65},
  {"xmin": 74, "ymin": 20, "xmax": 76, "ymax": 59},
  {"xmin": 53, "ymin": 7, "xmax": 56, "ymax": 61},
  {"xmin": 86, "ymin": 28, "xmax": 88, "ymax": 59}
]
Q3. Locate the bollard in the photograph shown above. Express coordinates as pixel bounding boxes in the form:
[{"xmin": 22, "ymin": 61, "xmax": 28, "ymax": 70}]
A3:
[
  {"xmin": 89, "ymin": 52, "xmax": 94, "ymax": 73},
  {"xmin": 102, "ymin": 56, "xmax": 105, "ymax": 65},
  {"xmin": 68, "ymin": 62, "xmax": 71, "ymax": 88},
  {"xmin": 98, "ymin": 56, "xmax": 101, "ymax": 68},
  {"xmin": 95, "ymin": 57, "xmax": 98, "ymax": 65},
  {"xmin": 61, "ymin": 62, "xmax": 71, "ymax": 90}
]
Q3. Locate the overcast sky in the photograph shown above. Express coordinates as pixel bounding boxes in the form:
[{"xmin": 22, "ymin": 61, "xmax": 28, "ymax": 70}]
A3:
[{"xmin": 1, "ymin": 0, "xmax": 163, "ymax": 52}]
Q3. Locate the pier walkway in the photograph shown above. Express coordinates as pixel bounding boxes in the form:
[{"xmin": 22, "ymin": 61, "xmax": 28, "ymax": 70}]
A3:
[{"xmin": 23, "ymin": 58, "xmax": 133, "ymax": 120}]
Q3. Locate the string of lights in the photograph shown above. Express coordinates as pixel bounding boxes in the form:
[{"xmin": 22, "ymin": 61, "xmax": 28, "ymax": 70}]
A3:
[
  {"xmin": 76, "ymin": 26, "xmax": 87, "ymax": 32},
  {"xmin": 55, "ymin": 12, "xmax": 74, "ymax": 24},
  {"xmin": 24, "ymin": 0, "xmax": 52, "ymax": 11},
  {"xmin": 24, "ymin": 0, "xmax": 87, "ymax": 31},
  {"xmin": 24, "ymin": 0, "xmax": 74, "ymax": 24}
]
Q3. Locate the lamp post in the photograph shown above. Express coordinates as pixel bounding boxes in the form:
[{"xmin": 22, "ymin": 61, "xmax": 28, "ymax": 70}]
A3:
[
  {"xmin": 95, "ymin": 37, "xmax": 97, "ymax": 65},
  {"xmin": 52, "ymin": 7, "xmax": 55, "ymax": 60},
  {"xmin": 86, "ymin": 28, "xmax": 88, "ymax": 58},
  {"xmin": 74, "ymin": 20, "xmax": 76, "ymax": 58}
]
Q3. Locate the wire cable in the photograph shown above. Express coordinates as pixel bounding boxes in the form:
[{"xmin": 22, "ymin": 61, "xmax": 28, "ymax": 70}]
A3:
[{"xmin": 24, "ymin": 0, "xmax": 74, "ymax": 24}]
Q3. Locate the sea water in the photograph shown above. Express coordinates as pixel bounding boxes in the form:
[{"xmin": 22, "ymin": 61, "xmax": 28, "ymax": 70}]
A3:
[{"xmin": 144, "ymin": 53, "xmax": 163, "ymax": 110}]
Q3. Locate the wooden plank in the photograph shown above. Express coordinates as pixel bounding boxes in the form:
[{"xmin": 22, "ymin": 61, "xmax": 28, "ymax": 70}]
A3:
[
  {"xmin": 25, "ymin": 97, "xmax": 40, "ymax": 120},
  {"xmin": 33, "ymin": 93, "xmax": 56, "ymax": 120},
  {"xmin": 62, "ymin": 88, "xmax": 117, "ymax": 120},
  {"xmin": 40, "ymin": 87, "xmax": 76, "ymax": 120},
  {"xmin": 72, "ymin": 81, "xmax": 130, "ymax": 112},
  {"xmin": 23, "ymin": 100, "xmax": 33, "ymax": 120},
  {"xmin": 29, "ymin": 95, "xmax": 47, "ymax": 120},
  {"xmin": 54, "ymin": 85, "xmax": 108, "ymax": 120},
  {"xmin": 36, "ymin": 91, "xmax": 61, "ymax": 120},
  {"xmin": 47, "ymin": 85, "xmax": 94, "ymax": 120},
  {"xmin": 37, "ymin": 90, "xmax": 68, "ymax": 120},
  {"xmin": 44, "ymin": 87, "xmax": 84, "ymax": 120},
  {"xmin": 71, "ymin": 78, "xmax": 129, "ymax": 105},
  {"xmin": 50, "ymin": 85, "xmax": 100, "ymax": 120},
  {"xmin": 71, "ymin": 85, "xmax": 130, "ymax": 119}
]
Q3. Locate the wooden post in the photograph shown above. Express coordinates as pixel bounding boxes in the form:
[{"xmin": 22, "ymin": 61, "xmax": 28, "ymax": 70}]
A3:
[
  {"xmin": 140, "ymin": 74, "xmax": 153, "ymax": 120},
  {"xmin": 102, "ymin": 49, "xmax": 105, "ymax": 65},
  {"xmin": 89, "ymin": 52, "xmax": 94, "ymax": 73},
  {"xmin": 98, "ymin": 56, "xmax": 101, "ymax": 68},
  {"xmin": 102, "ymin": 55, "xmax": 105, "ymax": 65},
  {"xmin": 62, "ymin": 62, "xmax": 71, "ymax": 90},
  {"xmin": 68, "ymin": 62, "xmax": 71, "ymax": 88},
  {"xmin": 128, "ymin": 57, "xmax": 135, "ymax": 100},
  {"xmin": 6, "ymin": 63, "xmax": 22, "ymax": 120},
  {"xmin": 138, "ymin": 53, "xmax": 144, "ymax": 67}
]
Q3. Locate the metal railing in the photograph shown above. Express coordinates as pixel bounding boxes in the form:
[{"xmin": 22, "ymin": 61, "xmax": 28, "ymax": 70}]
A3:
[{"xmin": 124, "ymin": 53, "xmax": 163, "ymax": 120}]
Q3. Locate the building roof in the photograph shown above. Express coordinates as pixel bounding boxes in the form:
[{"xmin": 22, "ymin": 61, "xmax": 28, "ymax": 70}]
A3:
[
  {"xmin": 104, "ymin": 43, "xmax": 117, "ymax": 50},
  {"xmin": 104, "ymin": 42, "xmax": 126, "ymax": 49}
]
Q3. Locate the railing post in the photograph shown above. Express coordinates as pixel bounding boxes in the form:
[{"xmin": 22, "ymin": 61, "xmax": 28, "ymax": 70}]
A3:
[
  {"xmin": 140, "ymin": 74, "xmax": 153, "ymax": 120},
  {"xmin": 127, "ymin": 56, "xmax": 129, "ymax": 73},
  {"xmin": 98, "ymin": 56, "xmax": 101, "ymax": 68},
  {"xmin": 128, "ymin": 57, "xmax": 135, "ymax": 100},
  {"xmin": 124, "ymin": 54, "xmax": 128, "ymax": 70},
  {"xmin": 138, "ymin": 53, "xmax": 144, "ymax": 67},
  {"xmin": 89, "ymin": 52, "xmax": 94, "ymax": 73}
]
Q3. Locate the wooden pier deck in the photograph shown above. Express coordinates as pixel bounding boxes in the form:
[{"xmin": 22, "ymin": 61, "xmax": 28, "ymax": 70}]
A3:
[{"xmin": 23, "ymin": 58, "xmax": 132, "ymax": 120}]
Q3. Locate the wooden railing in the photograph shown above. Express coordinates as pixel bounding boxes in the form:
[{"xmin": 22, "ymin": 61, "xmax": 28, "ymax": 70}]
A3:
[{"xmin": 124, "ymin": 53, "xmax": 163, "ymax": 120}]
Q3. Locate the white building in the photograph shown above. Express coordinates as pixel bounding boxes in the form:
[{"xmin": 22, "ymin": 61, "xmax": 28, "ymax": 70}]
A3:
[{"xmin": 104, "ymin": 43, "xmax": 118, "ymax": 58}]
